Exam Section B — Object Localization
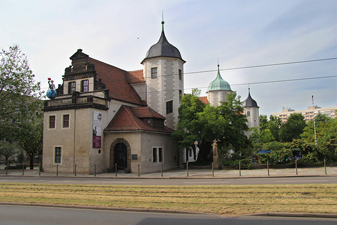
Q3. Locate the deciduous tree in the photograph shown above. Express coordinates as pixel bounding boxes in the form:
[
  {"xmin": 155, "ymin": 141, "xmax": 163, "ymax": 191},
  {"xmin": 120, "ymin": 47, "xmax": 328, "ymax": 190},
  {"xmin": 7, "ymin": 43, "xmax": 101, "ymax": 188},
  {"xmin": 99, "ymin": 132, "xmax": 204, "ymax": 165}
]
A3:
[
  {"xmin": 280, "ymin": 113, "xmax": 306, "ymax": 142},
  {"xmin": 0, "ymin": 45, "xmax": 42, "ymax": 142}
]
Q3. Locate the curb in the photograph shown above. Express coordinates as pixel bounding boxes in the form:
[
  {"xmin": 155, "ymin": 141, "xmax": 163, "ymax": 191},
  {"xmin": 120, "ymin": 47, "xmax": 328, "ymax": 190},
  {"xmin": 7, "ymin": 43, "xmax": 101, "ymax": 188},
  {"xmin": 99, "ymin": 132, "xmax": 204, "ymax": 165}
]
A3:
[
  {"xmin": 0, "ymin": 202, "xmax": 203, "ymax": 215},
  {"xmin": 0, "ymin": 174, "xmax": 336, "ymax": 179},
  {"xmin": 248, "ymin": 212, "xmax": 337, "ymax": 219}
]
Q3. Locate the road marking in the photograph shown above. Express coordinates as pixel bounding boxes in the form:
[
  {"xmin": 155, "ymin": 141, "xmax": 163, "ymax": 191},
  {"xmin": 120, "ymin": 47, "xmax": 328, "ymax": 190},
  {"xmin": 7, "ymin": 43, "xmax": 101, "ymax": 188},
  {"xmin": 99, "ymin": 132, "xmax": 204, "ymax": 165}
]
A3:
[
  {"xmin": 184, "ymin": 182, "xmax": 230, "ymax": 184},
  {"xmin": 102, "ymin": 181, "xmax": 143, "ymax": 184},
  {"xmin": 277, "ymin": 180, "xmax": 328, "ymax": 183}
]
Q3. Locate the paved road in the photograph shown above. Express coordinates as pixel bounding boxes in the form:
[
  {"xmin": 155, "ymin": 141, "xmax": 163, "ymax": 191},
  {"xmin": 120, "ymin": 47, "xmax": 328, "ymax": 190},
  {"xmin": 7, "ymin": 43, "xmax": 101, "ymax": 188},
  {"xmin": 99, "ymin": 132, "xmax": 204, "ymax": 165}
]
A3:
[
  {"xmin": 1, "ymin": 205, "xmax": 336, "ymax": 225},
  {"xmin": 0, "ymin": 176, "xmax": 336, "ymax": 185}
]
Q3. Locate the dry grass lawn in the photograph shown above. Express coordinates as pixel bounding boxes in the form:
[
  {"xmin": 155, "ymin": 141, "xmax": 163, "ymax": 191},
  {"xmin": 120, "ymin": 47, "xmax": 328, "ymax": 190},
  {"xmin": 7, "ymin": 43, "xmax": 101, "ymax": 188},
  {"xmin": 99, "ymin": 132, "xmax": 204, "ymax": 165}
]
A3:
[{"xmin": 0, "ymin": 183, "xmax": 336, "ymax": 216}]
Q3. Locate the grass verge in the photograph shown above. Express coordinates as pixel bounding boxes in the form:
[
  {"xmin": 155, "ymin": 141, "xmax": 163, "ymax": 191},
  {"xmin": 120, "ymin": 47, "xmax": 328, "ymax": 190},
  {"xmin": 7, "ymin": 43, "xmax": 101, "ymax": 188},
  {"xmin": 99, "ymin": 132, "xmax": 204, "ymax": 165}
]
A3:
[{"xmin": 0, "ymin": 183, "xmax": 336, "ymax": 217}]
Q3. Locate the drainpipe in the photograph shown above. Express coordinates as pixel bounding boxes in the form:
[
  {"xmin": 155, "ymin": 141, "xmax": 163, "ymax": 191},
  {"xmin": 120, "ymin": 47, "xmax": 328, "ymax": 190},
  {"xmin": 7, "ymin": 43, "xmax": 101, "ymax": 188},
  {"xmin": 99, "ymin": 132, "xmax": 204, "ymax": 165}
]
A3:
[{"xmin": 73, "ymin": 108, "xmax": 76, "ymax": 173}]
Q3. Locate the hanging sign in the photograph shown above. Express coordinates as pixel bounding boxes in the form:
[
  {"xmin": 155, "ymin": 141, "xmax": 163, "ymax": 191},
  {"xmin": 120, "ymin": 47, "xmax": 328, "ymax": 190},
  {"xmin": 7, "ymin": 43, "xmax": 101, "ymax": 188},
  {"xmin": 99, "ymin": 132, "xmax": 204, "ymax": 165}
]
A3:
[{"xmin": 93, "ymin": 111, "xmax": 102, "ymax": 148}]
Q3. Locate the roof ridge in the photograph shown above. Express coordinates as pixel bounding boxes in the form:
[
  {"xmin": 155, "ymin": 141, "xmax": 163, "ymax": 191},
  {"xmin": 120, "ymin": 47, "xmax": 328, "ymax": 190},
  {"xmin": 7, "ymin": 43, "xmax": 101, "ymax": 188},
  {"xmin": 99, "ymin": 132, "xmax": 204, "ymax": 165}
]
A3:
[
  {"xmin": 127, "ymin": 69, "xmax": 143, "ymax": 72},
  {"xmin": 88, "ymin": 57, "xmax": 127, "ymax": 73},
  {"xmin": 147, "ymin": 107, "xmax": 154, "ymax": 117},
  {"xmin": 124, "ymin": 106, "xmax": 142, "ymax": 130}
]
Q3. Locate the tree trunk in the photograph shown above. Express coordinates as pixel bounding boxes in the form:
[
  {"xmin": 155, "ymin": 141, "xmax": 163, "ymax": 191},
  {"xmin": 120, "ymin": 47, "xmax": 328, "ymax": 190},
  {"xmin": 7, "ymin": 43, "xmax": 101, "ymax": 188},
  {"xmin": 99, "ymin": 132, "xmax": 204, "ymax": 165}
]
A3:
[
  {"xmin": 196, "ymin": 142, "xmax": 212, "ymax": 163},
  {"xmin": 29, "ymin": 155, "xmax": 34, "ymax": 170}
]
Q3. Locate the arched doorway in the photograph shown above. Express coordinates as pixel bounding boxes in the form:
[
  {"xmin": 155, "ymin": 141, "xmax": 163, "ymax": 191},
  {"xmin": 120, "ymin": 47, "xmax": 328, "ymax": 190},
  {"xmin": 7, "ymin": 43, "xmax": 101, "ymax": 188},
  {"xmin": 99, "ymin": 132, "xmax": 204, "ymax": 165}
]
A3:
[
  {"xmin": 114, "ymin": 143, "xmax": 127, "ymax": 171},
  {"xmin": 110, "ymin": 138, "xmax": 131, "ymax": 172}
]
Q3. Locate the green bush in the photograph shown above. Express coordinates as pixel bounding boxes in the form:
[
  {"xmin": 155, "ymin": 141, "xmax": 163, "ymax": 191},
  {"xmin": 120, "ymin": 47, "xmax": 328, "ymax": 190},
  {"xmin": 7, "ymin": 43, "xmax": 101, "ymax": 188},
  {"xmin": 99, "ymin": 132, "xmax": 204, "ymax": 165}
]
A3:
[{"xmin": 223, "ymin": 158, "xmax": 251, "ymax": 169}]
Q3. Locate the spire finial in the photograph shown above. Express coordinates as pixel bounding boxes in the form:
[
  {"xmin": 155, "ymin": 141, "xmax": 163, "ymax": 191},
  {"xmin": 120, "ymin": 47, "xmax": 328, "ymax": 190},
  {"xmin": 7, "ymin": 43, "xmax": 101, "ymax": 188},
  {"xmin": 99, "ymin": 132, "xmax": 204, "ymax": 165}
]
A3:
[{"xmin": 161, "ymin": 11, "xmax": 165, "ymax": 31}]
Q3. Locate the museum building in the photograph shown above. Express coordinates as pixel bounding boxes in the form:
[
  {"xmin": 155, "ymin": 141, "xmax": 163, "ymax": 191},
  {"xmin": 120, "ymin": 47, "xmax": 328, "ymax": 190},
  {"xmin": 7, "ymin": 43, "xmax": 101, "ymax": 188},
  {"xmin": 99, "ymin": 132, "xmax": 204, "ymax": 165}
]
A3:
[{"xmin": 42, "ymin": 21, "xmax": 184, "ymax": 174}]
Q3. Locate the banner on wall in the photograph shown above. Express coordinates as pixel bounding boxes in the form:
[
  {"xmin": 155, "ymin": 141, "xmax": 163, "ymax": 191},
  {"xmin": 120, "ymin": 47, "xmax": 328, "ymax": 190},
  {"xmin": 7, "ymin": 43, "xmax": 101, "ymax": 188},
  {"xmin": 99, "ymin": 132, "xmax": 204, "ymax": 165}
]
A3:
[{"xmin": 93, "ymin": 111, "xmax": 102, "ymax": 148}]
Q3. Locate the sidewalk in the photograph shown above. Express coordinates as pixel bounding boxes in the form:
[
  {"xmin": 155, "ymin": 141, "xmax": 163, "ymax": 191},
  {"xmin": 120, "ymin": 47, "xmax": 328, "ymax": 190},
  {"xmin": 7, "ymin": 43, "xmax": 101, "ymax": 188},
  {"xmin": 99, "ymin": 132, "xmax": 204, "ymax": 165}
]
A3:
[{"xmin": 1, "ymin": 164, "xmax": 336, "ymax": 178}]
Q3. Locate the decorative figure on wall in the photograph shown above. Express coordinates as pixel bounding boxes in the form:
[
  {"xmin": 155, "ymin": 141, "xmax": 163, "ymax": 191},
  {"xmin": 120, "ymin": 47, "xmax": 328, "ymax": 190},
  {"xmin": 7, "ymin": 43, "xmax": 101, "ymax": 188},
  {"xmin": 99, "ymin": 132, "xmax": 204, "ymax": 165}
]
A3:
[
  {"xmin": 46, "ymin": 78, "xmax": 57, "ymax": 99},
  {"xmin": 213, "ymin": 139, "xmax": 219, "ymax": 170}
]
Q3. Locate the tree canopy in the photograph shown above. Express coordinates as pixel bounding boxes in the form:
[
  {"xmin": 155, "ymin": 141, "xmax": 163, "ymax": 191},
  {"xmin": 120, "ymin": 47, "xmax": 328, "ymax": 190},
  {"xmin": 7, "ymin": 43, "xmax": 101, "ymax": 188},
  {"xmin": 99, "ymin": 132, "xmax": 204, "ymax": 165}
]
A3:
[
  {"xmin": 0, "ymin": 45, "xmax": 42, "ymax": 142},
  {"xmin": 172, "ymin": 90, "xmax": 249, "ymax": 162},
  {"xmin": 0, "ymin": 45, "xmax": 43, "ymax": 168},
  {"xmin": 279, "ymin": 113, "xmax": 306, "ymax": 142}
]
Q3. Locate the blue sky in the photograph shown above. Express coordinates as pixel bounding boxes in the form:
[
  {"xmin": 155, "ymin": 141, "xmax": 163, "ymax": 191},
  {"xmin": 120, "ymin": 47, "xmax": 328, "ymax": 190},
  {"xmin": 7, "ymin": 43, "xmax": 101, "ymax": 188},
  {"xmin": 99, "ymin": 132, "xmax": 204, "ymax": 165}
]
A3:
[{"xmin": 1, "ymin": 0, "xmax": 336, "ymax": 117}]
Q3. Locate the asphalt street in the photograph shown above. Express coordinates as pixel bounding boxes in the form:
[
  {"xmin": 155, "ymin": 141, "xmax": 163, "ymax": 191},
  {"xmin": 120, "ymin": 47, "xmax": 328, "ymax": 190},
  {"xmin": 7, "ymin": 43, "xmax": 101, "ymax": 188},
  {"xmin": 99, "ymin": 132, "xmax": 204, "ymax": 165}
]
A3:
[{"xmin": 1, "ymin": 205, "xmax": 337, "ymax": 225}]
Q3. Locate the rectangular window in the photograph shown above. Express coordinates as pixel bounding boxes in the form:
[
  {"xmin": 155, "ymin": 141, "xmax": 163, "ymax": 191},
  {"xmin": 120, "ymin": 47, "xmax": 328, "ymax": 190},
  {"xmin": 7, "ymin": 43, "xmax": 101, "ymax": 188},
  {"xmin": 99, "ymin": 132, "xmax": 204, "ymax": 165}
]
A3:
[
  {"xmin": 68, "ymin": 81, "xmax": 76, "ymax": 94},
  {"xmin": 179, "ymin": 90, "xmax": 182, "ymax": 101},
  {"xmin": 158, "ymin": 148, "xmax": 163, "ymax": 163},
  {"xmin": 151, "ymin": 67, "xmax": 157, "ymax": 79},
  {"xmin": 55, "ymin": 147, "xmax": 62, "ymax": 164},
  {"xmin": 153, "ymin": 148, "xmax": 157, "ymax": 163},
  {"xmin": 63, "ymin": 114, "xmax": 69, "ymax": 128},
  {"xmin": 49, "ymin": 115, "xmax": 55, "ymax": 128},
  {"xmin": 179, "ymin": 69, "xmax": 182, "ymax": 80},
  {"xmin": 81, "ymin": 80, "xmax": 89, "ymax": 92},
  {"xmin": 247, "ymin": 111, "xmax": 250, "ymax": 117},
  {"xmin": 166, "ymin": 100, "xmax": 173, "ymax": 114}
]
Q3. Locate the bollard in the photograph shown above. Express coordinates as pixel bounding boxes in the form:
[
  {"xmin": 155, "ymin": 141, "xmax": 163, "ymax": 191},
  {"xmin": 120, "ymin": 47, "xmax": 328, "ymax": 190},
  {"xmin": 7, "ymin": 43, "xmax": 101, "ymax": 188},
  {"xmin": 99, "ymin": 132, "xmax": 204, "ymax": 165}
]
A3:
[
  {"xmin": 115, "ymin": 164, "xmax": 117, "ymax": 177},
  {"xmin": 239, "ymin": 161, "xmax": 241, "ymax": 177},
  {"xmin": 161, "ymin": 163, "xmax": 163, "ymax": 177},
  {"xmin": 324, "ymin": 159, "xmax": 327, "ymax": 175},
  {"xmin": 267, "ymin": 161, "xmax": 270, "ymax": 176},
  {"xmin": 138, "ymin": 164, "xmax": 140, "ymax": 177},
  {"xmin": 56, "ymin": 164, "xmax": 58, "ymax": 176},
  {"xmin": 94, "ymin": 164, "xmax": 96, "ymax": 177},
  {"xmin": 212, "ymin": 162, "xmax": 214, "ymax": 177},
  {"xmin": 296, "ymin": 159, "xmax": 298, "ymax": 175},
  {"xmin": 75, "ymin": 164, "xmax": 77, "ymax": 177},
  {"xmin": 22, "ymin": 164, "xmax": 25, "ymax": 176},
  {"xmin": 187, "ymin": 162, "xmax": 189, "ymax": 177}
]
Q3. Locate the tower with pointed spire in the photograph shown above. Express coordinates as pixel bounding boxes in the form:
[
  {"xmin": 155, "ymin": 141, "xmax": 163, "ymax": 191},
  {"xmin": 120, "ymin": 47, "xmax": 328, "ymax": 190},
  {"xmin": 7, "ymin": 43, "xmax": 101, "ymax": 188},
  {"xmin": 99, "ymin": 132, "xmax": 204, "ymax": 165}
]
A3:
[
  {"xmin": 207, "ymin": 64, "xmax": 232, "ymax": 106},
  {"xmin": 243, "ymin": 88, "xmax": 260, "ymax": 136},
  {"xmin": 141, "ymin": 20, "xmax": 185, "ymax": 130}
]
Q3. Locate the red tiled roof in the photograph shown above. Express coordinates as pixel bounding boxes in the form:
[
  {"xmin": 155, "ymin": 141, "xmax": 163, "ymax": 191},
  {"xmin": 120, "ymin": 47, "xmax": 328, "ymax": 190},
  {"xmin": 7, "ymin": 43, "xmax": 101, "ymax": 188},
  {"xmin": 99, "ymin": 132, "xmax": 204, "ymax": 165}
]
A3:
[
  {"xmin": 126, "ymin": 70, "xmax": 145, "ymax": 84},
  {"xmin": 87, "ymin": 57, "xmax": 145, "ymax": 106},
  {"xmin": 131, "ymin": 107, "xmax": 165, "ymax": 119},
  {"xmin": 199, "ymin": 96, "xmax": 209, "ymax": 105},
  {"xmin": 104, "ymin": 106, "xmax": 173, "ymax": 133}
]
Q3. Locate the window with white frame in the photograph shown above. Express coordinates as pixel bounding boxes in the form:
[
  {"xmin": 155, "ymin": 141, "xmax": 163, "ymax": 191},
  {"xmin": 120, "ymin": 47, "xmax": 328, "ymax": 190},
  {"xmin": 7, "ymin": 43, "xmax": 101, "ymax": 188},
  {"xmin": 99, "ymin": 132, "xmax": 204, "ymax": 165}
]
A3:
[
  {"xmin": 81, "ymin": 80, "xmax": 89, "ymax": 92},
  {"xmin": 153, "ymin": 148, "xmax": 157, "ymax": 163},
  {"xmin": 55, "ymin": 147, "xmax": 62, "ymax": 164},
  {"xmin": 68, "ymin": 81, "xmax": 76, "ymax": 94},
  {"xmin": 152, "ymin": 147, "xmax": 163, "ymax": 163},
  {"xmin": 151, "ymin": 67, "xmax": 157, "ymax": 79},
  {"xmin": 63, "ymin": 114, "xmax": 69, "ymax": 128},
  {"xmin": 49, "ymin": 115, "xmax": 55, "ymax": 129},
  {"xmin": 166, "ymin": 100, "xmax": 173, "ymax": 114}
]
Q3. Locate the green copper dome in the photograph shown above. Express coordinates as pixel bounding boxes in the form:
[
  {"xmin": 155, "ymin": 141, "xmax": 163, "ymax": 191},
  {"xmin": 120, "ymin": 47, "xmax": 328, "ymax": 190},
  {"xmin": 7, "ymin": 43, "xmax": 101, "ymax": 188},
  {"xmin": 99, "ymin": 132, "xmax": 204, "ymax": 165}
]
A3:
[{"xmin": 207, "ymin": 65, "xmax": 231, "ymax": 92}]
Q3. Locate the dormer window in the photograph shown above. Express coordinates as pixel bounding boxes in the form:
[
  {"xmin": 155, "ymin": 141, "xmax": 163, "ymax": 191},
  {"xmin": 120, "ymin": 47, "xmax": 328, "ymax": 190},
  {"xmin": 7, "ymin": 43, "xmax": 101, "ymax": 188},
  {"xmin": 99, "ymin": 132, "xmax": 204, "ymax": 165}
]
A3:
[
  {"xmin": 68, "ymin": 81, "xmax": 76, "ymax": 94},
  {"xmin": 81, "ymin": 80, "xmax": 89, "ymax": 92}
]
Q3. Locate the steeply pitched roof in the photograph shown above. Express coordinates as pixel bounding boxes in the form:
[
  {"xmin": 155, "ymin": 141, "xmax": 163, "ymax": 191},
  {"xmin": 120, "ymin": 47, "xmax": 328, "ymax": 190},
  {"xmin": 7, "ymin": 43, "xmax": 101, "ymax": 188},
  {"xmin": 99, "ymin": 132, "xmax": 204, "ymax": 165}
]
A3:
[
  {"xmin": 87, "ymin": 57, "xmax": 146, "ymax": 106},
  {"xmin": 126, "ymin": 70, "xmax": 145, "ymax": 84},
  {"xmin": 141, "ymin": 22, "xmax": 185, "ymax": 64},
  {"xmin": 243, "ymin": 89, "xmax": 259, "ymax": 108},
  {"xmin": 207, "ymin": 65, "xmax": 231, "ymax": 92},
  {"xmin": 131, "ymin": 107, "xmax": 165, "ymax": 119},
  {"xmin": 104, "ymin": 106, "xmax": 173, "ymax": 133},
  {"xmin": 198, "ymin": 96, "xmax": 209, "ymax": 105}
]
